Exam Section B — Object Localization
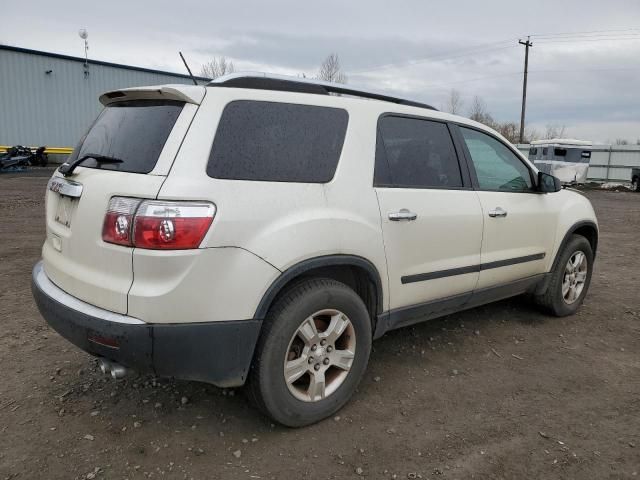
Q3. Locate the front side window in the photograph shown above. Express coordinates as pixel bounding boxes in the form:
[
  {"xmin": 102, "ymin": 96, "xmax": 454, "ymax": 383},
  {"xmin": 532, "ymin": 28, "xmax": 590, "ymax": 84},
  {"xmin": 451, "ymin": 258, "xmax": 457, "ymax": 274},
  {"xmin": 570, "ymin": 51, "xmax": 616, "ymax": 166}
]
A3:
[
  {"xmin": 460, "ymin": 127, "xmax": 533, "ymax": 192},
  {"xmin": 207, "ymin": 101, "xmax": 348, "ymax": 183},
  {"xmin": 375, "ymin": 116, "xmax": 463, "ymax": 188}
]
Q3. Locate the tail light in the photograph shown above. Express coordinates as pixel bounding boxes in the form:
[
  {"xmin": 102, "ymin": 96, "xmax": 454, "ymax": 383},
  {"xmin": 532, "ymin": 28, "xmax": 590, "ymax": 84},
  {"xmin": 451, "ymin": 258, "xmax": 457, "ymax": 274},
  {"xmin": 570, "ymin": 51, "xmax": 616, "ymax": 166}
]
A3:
[
  {"xmin": 133, "ymin": 200, "xmax": 215, "ymax": 249},
  {"xmin": 102, "ymin": 197, "xmax": 140, "ymax": 247},
  {"xmin": 102, "ymin": 197, "xmax": 215, "ymax": 250}
]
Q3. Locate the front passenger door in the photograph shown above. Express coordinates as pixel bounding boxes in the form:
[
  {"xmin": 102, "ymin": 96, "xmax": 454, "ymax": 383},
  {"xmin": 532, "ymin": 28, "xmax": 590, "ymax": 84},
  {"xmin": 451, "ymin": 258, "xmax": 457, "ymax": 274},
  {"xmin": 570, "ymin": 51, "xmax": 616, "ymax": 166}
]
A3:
[{"xmin": 456, "ymin": 126, "xmax": 558, "ymax": 290}]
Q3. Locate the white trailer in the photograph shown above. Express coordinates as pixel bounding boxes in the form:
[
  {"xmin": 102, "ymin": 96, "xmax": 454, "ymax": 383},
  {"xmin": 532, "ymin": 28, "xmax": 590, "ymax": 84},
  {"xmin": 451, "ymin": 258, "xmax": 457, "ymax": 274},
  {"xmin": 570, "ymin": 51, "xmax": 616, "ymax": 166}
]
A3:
[{"xmin": 529, "ymin": 139, "xmax": 593, "ymax": 184}]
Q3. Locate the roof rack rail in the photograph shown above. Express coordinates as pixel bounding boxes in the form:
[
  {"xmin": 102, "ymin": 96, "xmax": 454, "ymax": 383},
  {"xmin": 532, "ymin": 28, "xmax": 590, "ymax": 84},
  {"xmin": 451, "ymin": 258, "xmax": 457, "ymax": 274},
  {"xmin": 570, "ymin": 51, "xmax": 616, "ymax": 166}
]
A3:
[{"xmin": 208, "ymin": 72, "xmax": 438, "ymax": 111}]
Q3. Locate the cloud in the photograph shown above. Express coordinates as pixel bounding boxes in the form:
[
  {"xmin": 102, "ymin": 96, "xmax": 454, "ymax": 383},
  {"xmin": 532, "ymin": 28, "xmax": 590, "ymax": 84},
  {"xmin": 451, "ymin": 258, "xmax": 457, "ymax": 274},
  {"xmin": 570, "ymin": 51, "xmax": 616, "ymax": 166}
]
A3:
[{"xmin": 3, "ymin": 0, "xmax": 640, "ymax": 140}]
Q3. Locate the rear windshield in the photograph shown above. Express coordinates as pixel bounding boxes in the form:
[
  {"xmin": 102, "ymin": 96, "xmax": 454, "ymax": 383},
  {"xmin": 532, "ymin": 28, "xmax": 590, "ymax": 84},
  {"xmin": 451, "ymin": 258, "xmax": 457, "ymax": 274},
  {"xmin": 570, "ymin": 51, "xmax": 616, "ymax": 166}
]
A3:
[
  {"xmin": 69, "ymin": 100, "xmax": 184, "ymax": 174},
  {"xmin": 207, "ymin": 100, "xmax": 348, "ymax": 183}
]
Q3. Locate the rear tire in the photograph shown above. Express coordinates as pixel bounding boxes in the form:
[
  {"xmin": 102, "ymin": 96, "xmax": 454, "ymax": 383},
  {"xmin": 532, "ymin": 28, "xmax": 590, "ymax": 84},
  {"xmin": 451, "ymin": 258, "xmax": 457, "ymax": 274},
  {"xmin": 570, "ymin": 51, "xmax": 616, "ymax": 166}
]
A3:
[
  {"xmin": 534, "ymin": 234, "xmax": 593, "ymax": 316},
  {"xmin": 247, "ymin": 278, "xmax": 372, "ymax": 427}
]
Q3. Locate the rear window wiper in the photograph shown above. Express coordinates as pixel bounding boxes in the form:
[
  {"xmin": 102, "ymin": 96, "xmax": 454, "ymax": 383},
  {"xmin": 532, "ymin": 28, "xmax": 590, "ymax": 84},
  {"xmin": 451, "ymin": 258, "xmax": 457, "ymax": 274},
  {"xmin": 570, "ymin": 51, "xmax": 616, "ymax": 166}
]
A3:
[{"xmin": 59, "ymin": 153, "xmax": 124, "ymax": 177}]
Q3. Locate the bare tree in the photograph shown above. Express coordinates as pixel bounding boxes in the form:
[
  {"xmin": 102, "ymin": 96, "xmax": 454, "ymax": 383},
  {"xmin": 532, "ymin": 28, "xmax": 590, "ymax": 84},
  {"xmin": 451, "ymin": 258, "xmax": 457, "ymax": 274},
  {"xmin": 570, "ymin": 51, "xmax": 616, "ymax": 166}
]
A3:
[
  {"xmin": 494, "ymin": 121, "xmax": 520, "ymax": 144},
  {"xmin": 317, "ymin": 53, "xmax": 347, "ymax": 84},
  {"xmin": 524, "ymin": 126, "xmax": 540, "ymax": 143},
  {"xmin": 444, "ymin": 89, "xmax": 464, "ymax": 115},
  {"xmin": 201, "ymin": 56, "xmax": 235, "ymax": 80},
  {"xmin": 544, "ymin": 124, "xmax": 566, "ymax": 140},
  {"xmin": 468, "ymin": 96, "xmax": 494, "ymax": 126},
  {"xmin": 615, "ymin": 138, "xmax": 629, "ymax": 145}
]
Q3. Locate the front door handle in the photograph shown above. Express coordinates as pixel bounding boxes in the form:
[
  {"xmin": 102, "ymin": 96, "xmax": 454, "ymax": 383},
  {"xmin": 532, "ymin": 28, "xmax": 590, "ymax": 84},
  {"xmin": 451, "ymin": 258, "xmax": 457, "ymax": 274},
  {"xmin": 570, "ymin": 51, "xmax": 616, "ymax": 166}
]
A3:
[
  {"xmin": 389, "ymin": 209, "xmax": 418, "ymax": 221},
  {"xmin": 488, "ymin": 207, "xmax": 508, "ymax": 218}
]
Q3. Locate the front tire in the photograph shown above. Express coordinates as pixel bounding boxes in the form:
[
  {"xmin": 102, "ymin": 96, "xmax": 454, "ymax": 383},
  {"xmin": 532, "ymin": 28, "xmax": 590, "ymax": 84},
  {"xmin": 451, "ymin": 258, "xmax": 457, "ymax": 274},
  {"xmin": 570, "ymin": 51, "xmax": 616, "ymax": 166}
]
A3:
[
  {"xmin": 534, "ymin": 234, "xmax": 593, "ymax": 316},
  {"xmin": 247, "ymin": 278, "xmax": 372, "ymax": 427}
]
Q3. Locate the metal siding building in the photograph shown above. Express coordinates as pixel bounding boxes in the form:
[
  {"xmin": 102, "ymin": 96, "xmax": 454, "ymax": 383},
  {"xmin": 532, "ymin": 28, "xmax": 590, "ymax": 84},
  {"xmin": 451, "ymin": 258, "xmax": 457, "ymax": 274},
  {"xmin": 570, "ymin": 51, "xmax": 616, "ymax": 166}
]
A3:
[{"xmin": 0, "ymin": 45, "xmax": 208, "ymax": 149}]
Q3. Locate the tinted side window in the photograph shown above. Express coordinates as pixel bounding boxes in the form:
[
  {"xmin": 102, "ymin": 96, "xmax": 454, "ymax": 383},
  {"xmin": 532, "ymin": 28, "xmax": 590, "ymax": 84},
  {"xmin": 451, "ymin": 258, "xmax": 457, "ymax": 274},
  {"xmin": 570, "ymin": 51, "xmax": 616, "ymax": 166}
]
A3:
[
  {"xmin": 70, "ymin": 100, "xmax": 184, "ymax": 174},
  {"xmin": 460, "ymin": 127, "xmax": 533, "ymax": 192},
  {"xmin": 207, "ymin": 101, "xmax": 348, "ymax": 183},
  {"xmin": 375, "ymin": 116, "xmax": 463, "ymax": 188},
  {"xmin": 554, "ymin": 148, "xmax": 567, "ymax": 157}
]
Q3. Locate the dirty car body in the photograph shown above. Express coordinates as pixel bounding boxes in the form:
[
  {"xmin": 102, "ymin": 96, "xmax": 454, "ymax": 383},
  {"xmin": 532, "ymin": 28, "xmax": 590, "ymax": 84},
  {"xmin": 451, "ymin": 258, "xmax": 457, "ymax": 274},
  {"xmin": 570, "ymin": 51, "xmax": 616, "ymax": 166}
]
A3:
[{"xmin": 32, "ymin": 73, "xmax": 599, "ymax": 426}]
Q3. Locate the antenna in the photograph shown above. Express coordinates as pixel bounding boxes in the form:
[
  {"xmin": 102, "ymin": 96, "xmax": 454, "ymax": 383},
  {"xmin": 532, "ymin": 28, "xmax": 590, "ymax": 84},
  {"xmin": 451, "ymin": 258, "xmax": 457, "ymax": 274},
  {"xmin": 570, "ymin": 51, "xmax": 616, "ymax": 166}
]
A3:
[
  {"xmin": 78, "ymin": 28, "xmax": 89, "ymax": 66},
  {"xmin": 78, "ymin": 28, "xmax": 90, "ymax": 78},
  {"xmin": 179, "ymin": 52, "xmax": 198, "ymax": 86}
]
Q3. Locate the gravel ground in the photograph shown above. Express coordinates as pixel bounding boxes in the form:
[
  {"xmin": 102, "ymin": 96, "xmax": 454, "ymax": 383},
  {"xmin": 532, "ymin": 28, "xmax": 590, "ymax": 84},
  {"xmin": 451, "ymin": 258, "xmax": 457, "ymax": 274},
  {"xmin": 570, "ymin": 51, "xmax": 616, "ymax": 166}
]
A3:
[{"xmin": 1, "ymin": 171, "xmax": 639, "ymax": 479}]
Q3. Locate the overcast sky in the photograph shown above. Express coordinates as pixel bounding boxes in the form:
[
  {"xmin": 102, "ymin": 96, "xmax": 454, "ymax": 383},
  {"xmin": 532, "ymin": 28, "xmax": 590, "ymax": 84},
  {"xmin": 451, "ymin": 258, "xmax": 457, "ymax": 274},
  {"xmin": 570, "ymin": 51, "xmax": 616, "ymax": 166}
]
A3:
[{"xmin": 3, "ymin": 0, "xmax": 640, "ymax": 142}]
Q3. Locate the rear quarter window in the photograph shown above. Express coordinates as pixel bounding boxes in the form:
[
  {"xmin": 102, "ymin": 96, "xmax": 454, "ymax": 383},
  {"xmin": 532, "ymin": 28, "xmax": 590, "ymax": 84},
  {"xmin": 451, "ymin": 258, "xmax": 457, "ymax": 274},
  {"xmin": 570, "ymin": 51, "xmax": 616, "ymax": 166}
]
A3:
[
  {"xmin": 207, "ymin": 101, "xmax": 348, "ymax": 183},
  {"xmin": 70, "ymin": 100, "xmax": 184, "ymax": 174}
]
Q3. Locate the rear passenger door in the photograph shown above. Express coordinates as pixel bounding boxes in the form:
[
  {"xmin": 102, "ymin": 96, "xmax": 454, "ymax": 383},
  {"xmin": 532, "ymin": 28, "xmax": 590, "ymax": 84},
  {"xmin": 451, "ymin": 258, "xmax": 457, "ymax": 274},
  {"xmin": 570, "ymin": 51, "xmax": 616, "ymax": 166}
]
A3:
[
  {"xmin": 374, "ymin": 115, "xmax": 483, "ymax": 313},
  {"xmin": 455, "ymin": 126, "xmax": 558, "ymax": 290}
]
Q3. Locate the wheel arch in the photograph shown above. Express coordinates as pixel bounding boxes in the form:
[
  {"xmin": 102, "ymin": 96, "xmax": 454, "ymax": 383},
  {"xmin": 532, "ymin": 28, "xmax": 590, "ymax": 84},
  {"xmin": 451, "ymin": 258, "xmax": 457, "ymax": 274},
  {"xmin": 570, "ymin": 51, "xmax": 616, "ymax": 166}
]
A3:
[
  {"xmin": 534, "ymin": 220, "xmax": 598, "ymax": 298},
  {"xmin": 551, "ymin": 220, "xmax": 598, "ymax": 273},
  {"xmin": 253, "ymin": 255, "xmax": 384, "ymax": 325}
]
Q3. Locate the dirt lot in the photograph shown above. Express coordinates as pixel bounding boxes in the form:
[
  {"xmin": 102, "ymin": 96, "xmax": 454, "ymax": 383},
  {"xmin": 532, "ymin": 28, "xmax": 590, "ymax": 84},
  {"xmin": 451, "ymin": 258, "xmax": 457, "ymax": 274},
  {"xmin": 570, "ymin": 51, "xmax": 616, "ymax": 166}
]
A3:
[{"xmin": 1, "ymin": 170, "xmax": 639, "ymax": 480}]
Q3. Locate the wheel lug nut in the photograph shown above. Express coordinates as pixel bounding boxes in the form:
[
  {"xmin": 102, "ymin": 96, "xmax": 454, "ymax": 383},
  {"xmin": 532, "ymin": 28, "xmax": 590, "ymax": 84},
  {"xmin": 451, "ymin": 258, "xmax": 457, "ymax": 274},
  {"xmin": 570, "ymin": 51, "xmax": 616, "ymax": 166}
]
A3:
[
  {"xmin": 327, "ymin": 346, "xmax": 333, "ymax": 352},
  {"xmin": 311, "ymin": 344, "xmax": 317, "ymax": 351},
  {"xmin": 314, "ymin": 364, "xmax": 320, "ymax": 371},
  {"xmin": 308, "ymin": 356, "xmax": 314, "ymax": 364},
  {"xmin": 320, "ymin": 339, "xmax": 327, "ymax": 346},
  {"xmin": 323, "ymin": 358, "xmax": 330, "ymax": 365}
]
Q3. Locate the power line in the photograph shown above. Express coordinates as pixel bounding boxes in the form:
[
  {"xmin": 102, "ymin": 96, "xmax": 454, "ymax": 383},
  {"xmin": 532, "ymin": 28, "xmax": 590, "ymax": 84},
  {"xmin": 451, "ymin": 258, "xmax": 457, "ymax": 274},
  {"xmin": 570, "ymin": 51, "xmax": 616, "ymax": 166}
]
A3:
[
  {"xmin": 531, "ymin": 27, "xmax": 640, "ymax": 38},
  {"xmin": 535, "ymin": 36, "xmax": 640, "ymax": 44},
  {"xmin": 530, "ymin": 66, "xmax": 640, "ymax": 73},
  {"xmin": 535, "ymin": 32, "xmax": 640, "ymax": 40},
  {"xmin": 349, "ymin": 28, "xmax": 640, "ymax": 76}
]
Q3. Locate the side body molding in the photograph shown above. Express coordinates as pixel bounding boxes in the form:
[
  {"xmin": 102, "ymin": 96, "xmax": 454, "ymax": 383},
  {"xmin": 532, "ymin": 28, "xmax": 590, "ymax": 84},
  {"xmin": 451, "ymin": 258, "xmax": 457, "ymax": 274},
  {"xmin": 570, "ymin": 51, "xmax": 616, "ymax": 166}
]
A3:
[{"xmin": 253, "ymin": 255, "xmax": 384, "ymax": 320}]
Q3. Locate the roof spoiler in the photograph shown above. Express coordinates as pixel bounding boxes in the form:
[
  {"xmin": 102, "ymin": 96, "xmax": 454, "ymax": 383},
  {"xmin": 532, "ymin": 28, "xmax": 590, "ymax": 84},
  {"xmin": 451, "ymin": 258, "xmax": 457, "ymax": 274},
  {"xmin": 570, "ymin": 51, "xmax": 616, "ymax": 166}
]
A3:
[{"xmin": 99, "ymin": 85, "xmax": 206, "ymax": 106}]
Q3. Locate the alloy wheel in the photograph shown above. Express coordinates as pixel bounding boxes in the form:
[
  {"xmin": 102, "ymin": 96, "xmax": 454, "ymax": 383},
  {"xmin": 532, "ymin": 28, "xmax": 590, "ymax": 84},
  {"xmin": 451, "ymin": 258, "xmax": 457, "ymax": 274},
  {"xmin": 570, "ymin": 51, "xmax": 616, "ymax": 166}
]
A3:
[
  {"xmin": 283, "ymin": 309, "xmax": 356, "ymax": 402},
  {"xmin": 562, "ymin": 250, "xmax": 587, "ymax": 304}
]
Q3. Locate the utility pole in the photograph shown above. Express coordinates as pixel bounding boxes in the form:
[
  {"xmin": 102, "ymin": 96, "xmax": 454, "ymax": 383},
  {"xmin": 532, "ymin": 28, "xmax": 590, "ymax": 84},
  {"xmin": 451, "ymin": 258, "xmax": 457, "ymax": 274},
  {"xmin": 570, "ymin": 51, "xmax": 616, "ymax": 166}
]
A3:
[{"xmin": 518, "ymin": 36, "xmax": 533, "ymax": 143}]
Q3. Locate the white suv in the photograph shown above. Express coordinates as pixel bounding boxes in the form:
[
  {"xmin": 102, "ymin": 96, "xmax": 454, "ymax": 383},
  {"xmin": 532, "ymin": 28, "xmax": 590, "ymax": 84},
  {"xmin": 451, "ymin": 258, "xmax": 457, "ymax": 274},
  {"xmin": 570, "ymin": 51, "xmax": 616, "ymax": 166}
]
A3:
[{"xmin": 32, "ymin": 73, "xmax": 598, "ymax": 427}]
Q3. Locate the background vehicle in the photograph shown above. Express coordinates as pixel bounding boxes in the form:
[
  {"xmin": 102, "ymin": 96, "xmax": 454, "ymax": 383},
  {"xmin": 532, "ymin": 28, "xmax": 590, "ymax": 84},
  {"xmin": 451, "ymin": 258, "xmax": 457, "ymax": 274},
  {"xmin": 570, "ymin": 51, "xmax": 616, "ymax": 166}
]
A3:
[
  {"xmin": 0, "ymin": 145, "xmax": 48, "ymax": 171},
  {"xmin": 529, "ymin": 139, "xmax": 592, "ymax": 184},
  {"xmin": 32, "ymin": 74, "xmax": 598, "ymax": 427}
]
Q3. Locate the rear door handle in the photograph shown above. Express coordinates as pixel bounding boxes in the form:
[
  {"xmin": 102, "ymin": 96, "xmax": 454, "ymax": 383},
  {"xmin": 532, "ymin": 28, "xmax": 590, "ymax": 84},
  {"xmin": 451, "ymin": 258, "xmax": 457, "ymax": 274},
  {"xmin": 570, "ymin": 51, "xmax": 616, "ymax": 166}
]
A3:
[
  {"xmin": 488, "ymin": 207, "xmax": 508, "ymax": 218},
  {"xmin": 389, "ymin": 209, "xmax": 417, "ymax": 221}
]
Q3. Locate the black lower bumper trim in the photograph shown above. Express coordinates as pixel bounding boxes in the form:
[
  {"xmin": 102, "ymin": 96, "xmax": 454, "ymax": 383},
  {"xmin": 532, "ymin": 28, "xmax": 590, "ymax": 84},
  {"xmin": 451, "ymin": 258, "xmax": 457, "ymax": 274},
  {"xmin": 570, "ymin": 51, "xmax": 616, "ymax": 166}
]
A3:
[{"xmin": 32, "ymin": 265, "xmax": 261, "ymax": 387}]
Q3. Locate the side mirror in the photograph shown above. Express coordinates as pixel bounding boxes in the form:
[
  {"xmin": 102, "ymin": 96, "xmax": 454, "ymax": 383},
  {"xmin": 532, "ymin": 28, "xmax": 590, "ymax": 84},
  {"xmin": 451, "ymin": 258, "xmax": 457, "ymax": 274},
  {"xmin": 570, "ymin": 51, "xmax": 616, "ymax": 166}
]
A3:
[{"xmin": 537, "ymin": 171, "xmax": 562, "ymax": 193}]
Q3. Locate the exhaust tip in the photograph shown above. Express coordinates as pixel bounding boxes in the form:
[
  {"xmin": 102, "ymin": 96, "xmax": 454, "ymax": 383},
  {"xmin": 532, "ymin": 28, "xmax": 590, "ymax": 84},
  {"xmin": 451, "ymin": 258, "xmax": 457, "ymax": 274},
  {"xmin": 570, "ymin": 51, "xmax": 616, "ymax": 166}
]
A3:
[
  {"xmin": 110, "ymin": 364, "xmax": 127, "ymax": 379},
  {"xmin": 98, "ymin": 359, "xmax": 111, "ymax": 375}
]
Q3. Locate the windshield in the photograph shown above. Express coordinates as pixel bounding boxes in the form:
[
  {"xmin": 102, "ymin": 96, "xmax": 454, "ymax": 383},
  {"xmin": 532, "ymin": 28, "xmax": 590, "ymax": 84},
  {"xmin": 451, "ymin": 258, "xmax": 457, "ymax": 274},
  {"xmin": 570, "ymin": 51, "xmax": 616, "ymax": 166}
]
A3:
[{"xmin": 68, "ymin": 100, "xmax": 184, "ymax": 174}]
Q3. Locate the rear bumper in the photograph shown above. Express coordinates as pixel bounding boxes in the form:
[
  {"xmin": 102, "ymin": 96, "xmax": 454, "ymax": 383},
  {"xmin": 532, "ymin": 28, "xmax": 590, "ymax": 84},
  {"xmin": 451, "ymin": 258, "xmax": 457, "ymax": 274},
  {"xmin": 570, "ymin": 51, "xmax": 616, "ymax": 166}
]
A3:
[{"xmin": 31, "ymin": 261, "xmax": 261, "ymax": 387}]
